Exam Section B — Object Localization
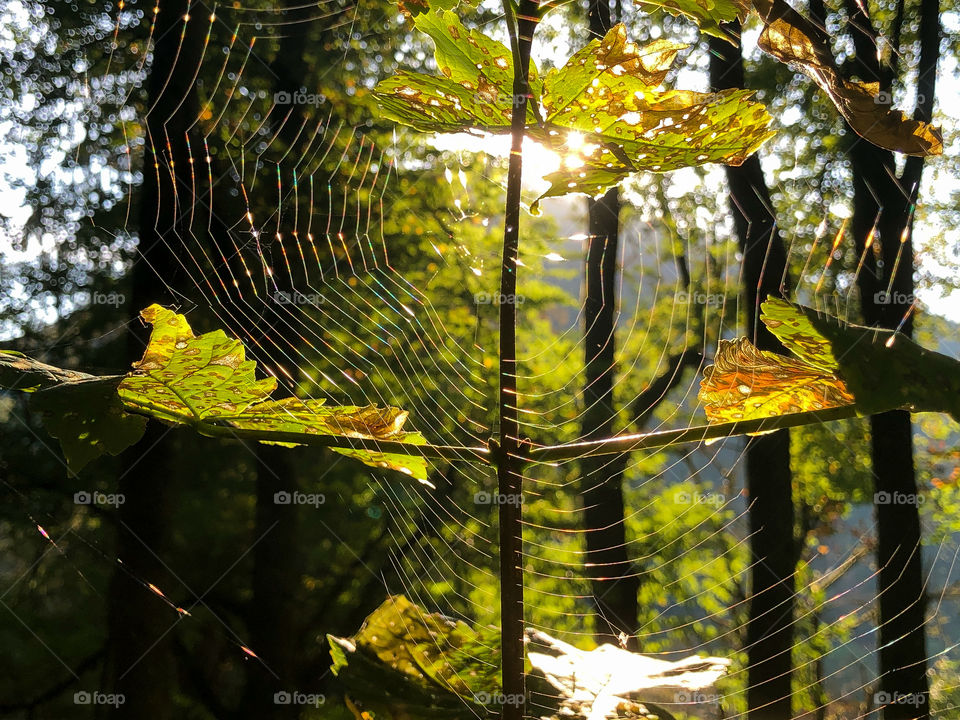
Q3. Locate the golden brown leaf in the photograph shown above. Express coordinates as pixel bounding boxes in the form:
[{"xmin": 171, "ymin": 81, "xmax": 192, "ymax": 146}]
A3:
[
  {"xmin": 700, "ymin": 337, "xmax": 855, "ymax": 422},
  {"xmin": 753, "ymin": 0, "xmax": 941, "ymax": 156}
]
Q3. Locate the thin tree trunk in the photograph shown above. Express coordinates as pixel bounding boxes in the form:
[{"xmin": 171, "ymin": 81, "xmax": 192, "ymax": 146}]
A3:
[
  {"xmin": 498, "ymin": 2, "xmax": 539, "ymax": 716},
  {"xmin": 577, "ymin": 0, "xmax": 639, "ymax": 650},
  {"xmin": 710, "ymin": 27, "xmax": 796, "ymax": 719},
  {"xmin": 840, "ymin": 0, "xmax": 937, "ymax": 712},
  {"xmin": 105, "ymin": 1, "xmax": 206, "ymax": 716},
  {"xmin": 580, "ymin": 188, "xmax": 639, "ymax": 646},
  {"xmin": 848, "ymin": 119, "xmax": 931, "ymax": 720}
]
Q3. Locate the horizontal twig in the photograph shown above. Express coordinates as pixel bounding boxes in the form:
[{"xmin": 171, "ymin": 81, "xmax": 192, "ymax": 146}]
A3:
[{"xmin": 527, "ymin": 405, "xmax": 861, "ymax": 462}]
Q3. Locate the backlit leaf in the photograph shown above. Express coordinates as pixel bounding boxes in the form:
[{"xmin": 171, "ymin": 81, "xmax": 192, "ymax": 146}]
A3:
[
  {"xmin": 373, "ymin": 71, "xmax": 517, "ymax": 133},
  {"xmin": 758, "ymin": 297, "xmax": 842, "ymax": 373},
  {"xmin": 119, "ymin": 305, "xmax": 276, "ymax": 424},
  {"xmin": 761, "ymin": 298, "xmax": 960, "ymax": 421},
  {"xmin": 373, "ymin": 11, "xmax": 540, "ymax": 133},
  {"xmin": 699, "ymin": 298, "xmax": 960, "ymax": 426},
  {"xmin": 700, "ymin": 337, "xmax": 854, "ymax": 422},
  {"xmin": 225, "ymin": 398, "xmax": 430, "ymax": 479},
  {"xmin": 374, "ymin": 17, "xmax": 775, "ymax": 210},
  {"xmin": 118, "ymin": 305, "xmax": 429, "ymax": 480},
  {"xmin": 753, "ymin": 0, "xmax": 942, "ymax": 156},
  {"xmin": 634, "ymin": 0, "xmax": 749, "ymax": 41},
  {"xmin": 541, "ymin": 35, "xmax": 687, "ymax": 118}
]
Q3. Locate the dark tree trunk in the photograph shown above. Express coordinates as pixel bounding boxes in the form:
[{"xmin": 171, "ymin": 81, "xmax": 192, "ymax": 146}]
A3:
[
  {"xmin": 840, "ymin": 0, "xmax": 937, "ymax": 713},
  {"xmin": 241, "ymin": 8, "xmax": 312, "ymax": 717},
  {"xmin": 105, "ymin": 1, "xmax": 206, "ymax": 716},
  {"xmin": 846, "ymin": 84, "xmax": 932, "ymax": 720},
  {"xmin": 580, "ymin": 185, "xmax": 639, "ymax": 646},
  {"xmin": 242, "ymin": 445, "xmax": 300, "ymax": 718},
  {"xmin": 578, "ymin": 0, "xmax": 637, "ymax": 644},
  {"xmin": 710, "ymin": 28, "xmax": 796, "ymax": 720}
]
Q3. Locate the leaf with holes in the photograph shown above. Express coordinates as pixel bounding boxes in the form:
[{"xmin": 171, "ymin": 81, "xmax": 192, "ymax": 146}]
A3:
[
  {"xmin": 374, "ymin": 16, "xmax": 774, "ymax": 211},
  {"xmin": 117, "ymin": 305, "xmax": 429, "ymax": 479},
  {"xmin": 532, "ymin": 27, "xmax": 774, "ymax": 210},
  {"xmin": 634, "ymin": 0, "xmax": 749, "ymax": 41},
  {"xmin": 531, "ymin": 84, "xmax": 774, "ymax": 210},
  {"xmin": 373, "ymin": 11, "xmax": 540, "ymax": 133}
]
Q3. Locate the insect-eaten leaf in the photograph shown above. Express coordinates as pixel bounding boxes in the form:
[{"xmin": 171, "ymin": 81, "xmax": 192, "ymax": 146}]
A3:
[
  {"xmin": 374, "ymin": 13, "xmax": 774, "ymax": 211},
  {"xmin": 700, "ymin": 298, "xmax": 960, "ymax": 426},
  {"xmin": 0, "ymin": 351, "xmax": 145, "ymax": 473},
  {"xmin": 328, "ymin": 595, "xmax": 501, "ymax": 719},
  {"xmin": 117, "ymin": 305, "xmax": 430, "ymax": 481},
  {"xmin": 32, "ymin": 378, "xmax": 148, "ymax": 474},
  {"xmin": 634, "ymin": 0, "xmax": 749, "ymax": 42},
  {"xmin": 752, "ymin": 0, "xmax": 941, "ymax": 156},
  {"xmin": 397, "ymin": 0, "xmax": 476, "ymax": 20}
]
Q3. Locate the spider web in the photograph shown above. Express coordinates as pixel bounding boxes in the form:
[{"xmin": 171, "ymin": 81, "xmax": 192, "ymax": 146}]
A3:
[{"xmin": 1, "ymin": 0, "xmax": 959, "ymax": 718}]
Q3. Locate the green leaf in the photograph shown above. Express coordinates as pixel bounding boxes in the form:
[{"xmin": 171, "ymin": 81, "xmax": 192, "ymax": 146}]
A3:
[
  {"xmin": 532, "ymin": 27, "xmax": 774, "ymax": 207},
  {"xmin": 222, "ymin": 398, "xmax": 430, "ymax": 479},
  {"xmin": 417, "ymin": 10, "xmax": 520, "ymax": 93},
  {"xmin": 118, "ymin": 305, "xmax": 430, "ymax": 480},
  {"xmin": 634, "ymin": 0, "xmax": 749, "ymax": 41},
  {"xmin": 373, "ymin": 71, "xmax": 516, "ymax": 133},
  {"xmin": 374, "ymin": 11, "xmax": 540, "ymax": 134},
  {"xmin": 541, "ymin": 36, "xmax": 687, "ymax": 121},
  {"xmin": 374, "ymin": 18, "xmax": 774, "ymax": 210},
  {"xmin": 761, "ymin": 298, "xmax": 960, "ymax": 421},
  {"xmin": 758, "ymin": 297, "xmax": 843, "ymax": 373},
  {"xmin": 31, "ymin": 378, "xmax": 148, "ymax": 473},
  {"xmin": 328, "ymin": 595, "xmax": 501, "ymax": 719},
  {"xmin": 330, "ymin": 436, "xmax": 429, "ymax": 481},
  {"xmin": 117, "ymin": 305, "xmax": 276, "ymax": 424},
  {"xmin": 752, "ymin": 0, "xmax": 942, "ymax": 156}
]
